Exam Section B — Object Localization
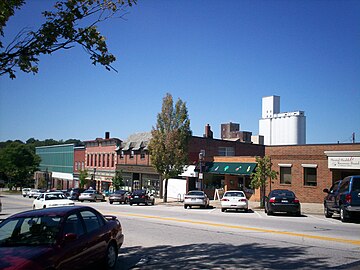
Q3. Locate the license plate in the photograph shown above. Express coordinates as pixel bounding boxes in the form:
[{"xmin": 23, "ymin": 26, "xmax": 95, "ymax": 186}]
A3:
[
  {"xmin": 191, "ymin": 198, "xmax": 196, "ymax": 201},
  {"xmin": 135, "ymin": 196, "xmax": 139, "ymax": 198},
  {"xmin": 281, "ymin": 200, "xmax": 288, "ymax": 203}
]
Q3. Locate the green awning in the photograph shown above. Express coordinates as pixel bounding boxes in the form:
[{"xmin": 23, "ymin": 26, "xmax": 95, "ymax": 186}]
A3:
[{"xmin": 205, "ymin": 162, "xmax": 256, "ymax": 175}]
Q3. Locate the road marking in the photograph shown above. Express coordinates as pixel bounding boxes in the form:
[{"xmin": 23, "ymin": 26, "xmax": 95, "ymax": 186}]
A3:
[
  {"xmin": 254, "ymin": 210, "xmax": 263, "ymax": 218},
  {"xmin": 308, "ymin": 214, "xmax": 340, "ymax": 224},
  {"xmin": 108, "ymin": 211, "xmax": 360, "ymax": 246}
]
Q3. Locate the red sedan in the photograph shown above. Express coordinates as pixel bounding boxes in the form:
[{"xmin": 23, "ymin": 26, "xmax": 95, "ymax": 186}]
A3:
[{"xmin": 0, "ymin": 206, "xmax": 124, "ymax": 270}]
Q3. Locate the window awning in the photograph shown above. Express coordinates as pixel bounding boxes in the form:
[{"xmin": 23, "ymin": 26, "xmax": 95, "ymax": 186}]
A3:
[{"xmin": 205, "ymin": 162, "xmax": 256, "ymax": 175}]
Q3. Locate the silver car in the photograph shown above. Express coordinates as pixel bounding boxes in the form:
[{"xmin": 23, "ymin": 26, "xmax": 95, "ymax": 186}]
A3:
[
  {"xmin": 184, "ymin": 190, "xmax": 210, "ymax": 209},
  {"xmin": 79, "ymin": 190, "xmax": 105, "ymax": 202}
]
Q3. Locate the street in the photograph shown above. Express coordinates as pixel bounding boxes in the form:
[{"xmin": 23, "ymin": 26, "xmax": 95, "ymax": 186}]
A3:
[{"xmin": 1, "ymin": 194, "xmax": 360, "ymax": 269}]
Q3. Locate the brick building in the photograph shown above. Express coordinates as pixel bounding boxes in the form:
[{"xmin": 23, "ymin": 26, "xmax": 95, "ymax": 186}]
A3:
[
  {"xmin": 73, "ymin": 146, "xmax": 85, "ymax": 188},
  {"xmin": 84, "ymin": 132, "xmax": 122, "ymax": 192},
  {"xmin": 265, "ymin": 143, "xmax": 360, "ymax": 203}
]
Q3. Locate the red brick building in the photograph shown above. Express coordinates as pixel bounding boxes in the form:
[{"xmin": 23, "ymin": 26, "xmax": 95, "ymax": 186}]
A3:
[
  {"xmin": 84, "ymin": 132, "xmax": 122, "ymax": 192},
  {"xmin": 73, "ymin": 146, "xmax": 85, "ymax": 188},
  {"xmin": 265, "ymin": 143, "xmax": 360, "ymax": 203}
]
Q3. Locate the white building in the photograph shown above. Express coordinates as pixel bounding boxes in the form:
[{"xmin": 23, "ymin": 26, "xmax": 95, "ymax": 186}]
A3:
[{"xmin": 259, "ymin": 95, "xmax": 306, "ymax": 145}]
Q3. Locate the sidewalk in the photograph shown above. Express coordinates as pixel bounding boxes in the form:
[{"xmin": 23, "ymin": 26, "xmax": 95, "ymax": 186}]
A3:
[{"xmin": 156, "ymin": 198, "xmax": 324, "ymax": 216}]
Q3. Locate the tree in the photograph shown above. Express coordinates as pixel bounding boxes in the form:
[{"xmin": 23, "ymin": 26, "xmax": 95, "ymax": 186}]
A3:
[
  {"xmin": 0, "ymin": 0, "xmax": 136, "ymax": 79},
  {"xmin": 148, "ymin": 93, "xmax": 192, "ymax": 202},
  {"xmin": 112, "ymin": 170, "xmax": 124, "ymax": 190},
  {"xmin": 0, "ymin": 141, "xmax": 40, "ymax": 189},
  {"xmin": 250, "ymin": 156, "xmax": 278, "ymax": 207},
  {"xmin": 79, "ymin": 169, "xmax": 88, "ymax": 188}
]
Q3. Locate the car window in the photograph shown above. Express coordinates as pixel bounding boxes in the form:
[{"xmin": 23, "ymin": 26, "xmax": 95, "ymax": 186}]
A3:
[
  {"xmin": 224, "ymin": 192, "xmax": 244, "ymax": 197},
  {"xmin": 330, "ymin": 181, "xmax": 340, "ymax": 193},
  {"xmin": 339, "ymin": 180, "xmax": 350, "ymax": 193},
  {"xmin": 133, "ymin": 190, "xmax": 145, "ymax": 195},
  {"xmin": 270, "ymin": 190, "xmax": 295, "ymax": 197},
  {"xmin": 115, "ymin": 190, "xmax": 126, "ymax": 194},
  {"xmin": 63, "ymin": 214, "xmax": 85, "ymax": 236},
  {"xmin": 351, "ymin": 178, "xmax": 360, "ymax": 192},
  {"xmin": 45, "ymin": 193, "xmax": 66, "ymax": 200},
  {"xmin": 80, "ymin": 210, "xmax": 102, "ymax": 233},
  {"xmin": 188, "ymin": 191, "xmax": 204, "ymax": 196}
]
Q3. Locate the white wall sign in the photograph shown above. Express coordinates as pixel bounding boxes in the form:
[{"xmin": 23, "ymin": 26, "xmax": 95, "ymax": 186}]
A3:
[{"xmin": 328, "ymin": 157, "xmax": 360, "ymax": 169}]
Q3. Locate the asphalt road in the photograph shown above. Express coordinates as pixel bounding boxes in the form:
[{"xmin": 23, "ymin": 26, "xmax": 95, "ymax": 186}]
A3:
[{"xmin": 1, "ymin": 194, "xmax": 360, "ymax": 269}]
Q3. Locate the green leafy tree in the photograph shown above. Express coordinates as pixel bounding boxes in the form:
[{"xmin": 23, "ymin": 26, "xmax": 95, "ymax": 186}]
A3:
[
  {"xmin": 0, "ymin": 141, "xmax": 40, "ymax": 189},
  {"xmin": 148, "ymin": 93, "xmax": 192, "ymax": 202},
  {"xmin": 79, "ymin": 169, "xmax": 88, "ymax": 188},
  {"xmin": 250, "ymin": 156, "xmax": 278, "ymax": 207},
  {"xmin": 112, "ymin": 170, "xmax": 124, "ymax": 190},
  {"xmin": 0, "ymin": 0, "xmax": 136, "ymax": 79}
]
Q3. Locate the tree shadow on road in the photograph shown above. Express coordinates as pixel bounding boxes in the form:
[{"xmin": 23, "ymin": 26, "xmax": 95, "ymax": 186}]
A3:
[{"xmin": 117, "ymin": 242, "xmax": 358, "ymax": 270}]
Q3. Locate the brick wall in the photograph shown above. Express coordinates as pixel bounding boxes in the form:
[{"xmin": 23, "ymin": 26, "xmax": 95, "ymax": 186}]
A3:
[{"xmin": 266, "ymin": 143, "xmax": 360, "ymax": 203}]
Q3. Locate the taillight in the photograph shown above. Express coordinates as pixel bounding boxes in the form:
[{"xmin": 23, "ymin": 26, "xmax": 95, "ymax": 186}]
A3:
[
  {"xmin": 239, "ymin": 199, "xmax": 247, "ymax": 202},
  {"xmin": 345, "ymin": 194, "xmax": 351, "ymax": 203},
  {"xmin": 221, "ymin": 198, "xmax": 229, "ymax": 201},
  {"xmin": 269, "ymin": 197, "xmax": 276, "ymax": 203},
  {"xmin": 294, "ymin": 198, "xmax": 299, "ymax": 203},
  {"xmin": 141, "ymin": 195, "xmax": 145, "ymax": 198}
]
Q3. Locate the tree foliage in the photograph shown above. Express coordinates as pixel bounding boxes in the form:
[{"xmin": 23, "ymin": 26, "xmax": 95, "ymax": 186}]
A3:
[
  {"xmin": 112, "ymin": 170, "xmax": 124, "ymax": 190},
  {"xmin": 79, "ymin": 169, "xmax": 88, "ymax": 188},
  {"xmin": 0, "ymin": 0, "xmax": 136, "ymax": 79},
  {"xmin": 250, "ymin": 156, "xmax": 278, "ymax": 207},
  {"xmin": 0, "ymin": 141, "xmax": 41, "ymax": 188},
  {"xmin": 148, "ymin": 93, "xmax": 192, "ymax": 202}
]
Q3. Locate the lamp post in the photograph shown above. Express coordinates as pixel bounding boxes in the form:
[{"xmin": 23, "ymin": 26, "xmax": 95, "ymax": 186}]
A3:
[{"xmin": 199, "ymin": 152, "xmax": 204, "ymax": 191}]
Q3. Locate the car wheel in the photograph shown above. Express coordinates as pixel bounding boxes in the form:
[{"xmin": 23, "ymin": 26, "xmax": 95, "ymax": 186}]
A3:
[
  {"xmin": 80, "ymin": 200, "xmax": 84, "ymax": 202},
  {"xmin": 184, "ymin": 204, "xmax": 188, "ymax": 209},
  {"xmin": 105, "ymin": 242, "xmax": 118, "ymax": 269},
  {"xmin": 267, "ymin": 210, "xmax": 273, "ymax": 216},
  {"xmin": 221, "ymin": 208, "xmax": 225, "ymax": 212},
  {"xmin": 33, "ymin": 205, "xmax": 36, "ymax": 210},
  {"xmin": 324, "ymin": 204, "xmax": 333, "ymax": 218},
  {"xmin": 124, "ymin": 198, "xmax": 128, "ymax": 204},
  {"xmin": 244, "ymin": 208, "xmax": 248, "ymax": 212},
  {"xmin": 152, "ymin": 199, "xmax": 155, "ymax": 205},
  {"xmin": 43, "ymin": 205, "xmax": 46, "ymax": 209},
  {"xmin": 109, "ymin": 201, "xmax": 113, "ymax": 204},
  {"xmin": 340, "ymin": 205, "xmax": 350, "ymax": 222},
  {"xmin": 129, "ymin": 203, "xmax": 133, "ymax": 206}
]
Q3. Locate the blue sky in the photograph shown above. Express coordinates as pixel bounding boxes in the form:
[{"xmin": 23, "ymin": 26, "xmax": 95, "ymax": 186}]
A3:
[{"xmin": 1, "ymin": 0, "xmax": 359, "ymax": 144}]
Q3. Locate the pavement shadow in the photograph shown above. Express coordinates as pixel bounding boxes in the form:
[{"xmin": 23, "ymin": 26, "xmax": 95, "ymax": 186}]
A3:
[{"xmin": 117, "ymin": 242, "xmax": 348, "ymax": 270}]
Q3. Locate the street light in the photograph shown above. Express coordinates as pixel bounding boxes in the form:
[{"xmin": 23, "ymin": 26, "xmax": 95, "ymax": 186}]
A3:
[{"xmin": 199, "ymin": 152, "xmax": 204, "ymax": 191}]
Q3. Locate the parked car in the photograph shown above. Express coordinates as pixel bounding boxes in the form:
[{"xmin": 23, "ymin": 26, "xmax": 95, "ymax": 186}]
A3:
[
  {"xmin": 221, "ymin": 190, "xmax": 248, "ymax": 212},
  {"xmin": 68, "ymin": 188, "xmax": 86, "ymax": 200},
  {"xmin": 0, "ymin": 198, "xmax": 2, "ymax": 213},
  {"xmin": 79, "ymin": 189, "xmax": 105, "ymax": 202},
  {"xmin": 109, "ymin": 190, "xmax": 130, "ymax": 204},
  {"xmin": 0, "ymin": 205, "xmax": 124, "ymax": 269},
  {"xmin": 265, "ymin": 189, "xmax": 301, "ymax": 216},
  {"xmin": 184, "ymin": 190, "xmax": 210, "ymax": 209},
  {"xmin": 21, "ymin": 188, "xmax": 31, "ymax": 197},
  {"xmin": 129, "ymin": 190, "xmax": 155, "ymax": 206},
  {"xmin": 33, "ymin": 192, "xmax": 75, "ymax": 209},
  {"xmin": 323, "ymin": 175, "xmax": 360, "ymax": 222},
  {"xmin": 28, "ymin": 189, "xmax": 45, "ymax": 198}
]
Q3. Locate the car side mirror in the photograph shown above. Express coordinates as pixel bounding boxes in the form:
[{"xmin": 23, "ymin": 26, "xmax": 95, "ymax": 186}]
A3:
[
  {"xmin": 63, "ymin": 233, "xmax": 77, "ymax": 242},
  {"xmin": 323, "ymin": 188, "xmax": 329, "ymax": 193}
]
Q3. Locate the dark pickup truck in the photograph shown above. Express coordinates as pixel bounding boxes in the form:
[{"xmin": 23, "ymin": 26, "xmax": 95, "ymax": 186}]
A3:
[{"xmin": 323, "ymin": 175, "xmax": 360, "ymax": 222}]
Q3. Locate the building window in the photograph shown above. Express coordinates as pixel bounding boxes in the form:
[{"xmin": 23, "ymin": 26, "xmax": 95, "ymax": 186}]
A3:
[
  {"xmin": 107, "ymin": 154, "xmax": 110, "ymax": 167},
  {"xmin": 103, "ymin": 154, "xmax": 105, "ymax": 167},
  {"xmin": 304, "ymin": 167, "xmax": 317, "ymax": 186},
  {"xmin": 82, "ymin": 162, "xmax": 84, "ymax": 170},
  {"xmin": 130, "ymin": 150, "xmax": 134, "ymax": 159},
  {"xmin": 120, "ymin": 150, "xmax": 124, "ymax": 159},
  {"xmin": 87, "ymin": 155, "xmax": 89, "ymax": 166},
  {"xmin": 111, "ymin": 154, "xmax": 115, "ymax": 167},
  {"xmin": 218, "ymin": 147, "xmax": 235, "ymax": 156},
  {"xmin": 280, "ymin": 167, "xmax": 291, "ymax": 184},
  {"xmin": 94, "ymin": 154, "xmax": 97, "ymax": 167},
  {"xmin": 140, "ymin": 150, "xmax": 145, "ymax": 159}
]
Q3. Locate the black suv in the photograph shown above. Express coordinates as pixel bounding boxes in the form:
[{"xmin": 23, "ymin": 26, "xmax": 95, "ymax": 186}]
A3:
[
  {"xmin": 129, "ymin": 189, "xmax": 155, "ymax": 206},
  {"xmin": 323, "ymin": 175, "xmax": 360, "ymax": 222},
  {"xmin": 69, "ymin": 188, "xmax": 85, "ymax": 200}
]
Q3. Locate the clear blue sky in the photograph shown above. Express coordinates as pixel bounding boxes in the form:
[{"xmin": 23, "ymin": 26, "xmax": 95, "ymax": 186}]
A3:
[{"xmin": 1, "ymin": 0, "xmax": 359, "ymax": 144}]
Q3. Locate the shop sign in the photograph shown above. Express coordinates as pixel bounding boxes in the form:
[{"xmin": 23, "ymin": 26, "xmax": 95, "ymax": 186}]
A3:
[{"xmin": 328, "ymin": 157, "xmax": 360, "ymax": 169}]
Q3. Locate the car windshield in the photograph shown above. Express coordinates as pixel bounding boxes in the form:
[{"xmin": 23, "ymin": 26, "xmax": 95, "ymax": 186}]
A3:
[
  {"xmin": 270, "ymin": 190, "xmax": 295, "ymax": 197},
  {"xmin": 224, "ymin": 192, "xmax": 244, "ymax": 197},
  {"xmin": 84, "ymin": 190, "xmax": 95, "ymax": 194},
  {"xmin": 114, "ymin": 190, "xmax": 126, "ymax": 194},
  {"xmin": 0, "ymin": 215, "xmax": 62, "ymax": 247},
  {"xmin": 187, "ymin": 191, "xmax": 204, "ymax": 196},
  {"xmin": 45, "ymin": 193, "xmax": 67, "ymax": 200},
  {"xmin": 133, "ymin": 190, "xmax": 145, "ymax": 195}
]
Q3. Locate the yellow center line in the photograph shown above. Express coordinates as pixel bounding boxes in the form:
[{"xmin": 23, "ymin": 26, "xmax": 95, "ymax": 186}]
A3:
[{"xmin": 107, "ymin": 211, "xmax": 360, "ymax": 246}]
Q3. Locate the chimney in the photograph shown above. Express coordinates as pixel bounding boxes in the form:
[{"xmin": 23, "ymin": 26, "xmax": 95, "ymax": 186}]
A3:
[
  {"xmin": 204, "ymin": 124, "xmax": 213, "ymax": 139},
  {"xmin": 105, "ymin": 132, "xmax": 110, "ymax": 139}
]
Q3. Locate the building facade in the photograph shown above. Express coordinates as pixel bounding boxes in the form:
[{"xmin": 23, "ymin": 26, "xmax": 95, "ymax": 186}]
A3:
[
  {"xmin": 35, "ymin": 144, "xmax": 75, "ymax": 190},
  {"xmin": 259, "ymin": 95, "xmax": 306, "ymax": 145},
  {"xmin": 265, "ymin": 143, "xmax": 360, "ymax": 203},
  {"xmin": 84, "ymin": 132, "xmax": 121, "ymax": 192},
  {"xmin": 73, "ymin": 146, "xmax": 85, "ymax": 188}
]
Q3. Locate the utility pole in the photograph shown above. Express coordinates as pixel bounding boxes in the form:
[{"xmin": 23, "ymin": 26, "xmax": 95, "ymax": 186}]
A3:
[{"xmin": 352, "ymin": 132, "xmax": 355, "ymax": 143}]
